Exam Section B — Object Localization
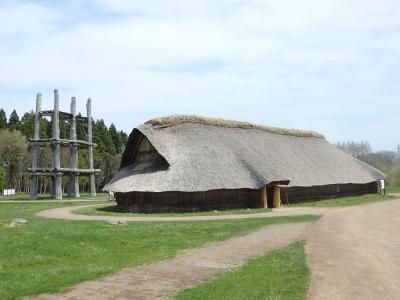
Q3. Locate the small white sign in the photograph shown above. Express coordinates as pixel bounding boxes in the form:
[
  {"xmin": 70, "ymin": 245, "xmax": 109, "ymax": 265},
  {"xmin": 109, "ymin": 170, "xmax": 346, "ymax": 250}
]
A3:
[
  {"xmin": 3, "ymin": 189, "xmax": 16, "ymax": 196},
  {"xmin": 379, "ymin": 179, "xmax": 385, "ymax": 189}
]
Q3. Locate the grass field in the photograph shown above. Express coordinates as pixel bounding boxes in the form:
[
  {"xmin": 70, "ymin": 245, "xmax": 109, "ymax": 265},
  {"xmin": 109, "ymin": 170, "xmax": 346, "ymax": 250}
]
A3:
[
  {"xmin": 387, "ymin": 186, "xmax": 400, "ymax": 193},
  {"xmin": 75, "ymin": 204, "xmax": 271, "ymax": 217},
  {"xmin": 288, "ymin": 193, "xmax": 394, "ymax": 207},
  {"xmin": 173, "ymin": 241, "xmax": 309, "ymax": 300},
  {"xmin": 0, "ymin": 201, "xmax": 318, "ymax": 299}
]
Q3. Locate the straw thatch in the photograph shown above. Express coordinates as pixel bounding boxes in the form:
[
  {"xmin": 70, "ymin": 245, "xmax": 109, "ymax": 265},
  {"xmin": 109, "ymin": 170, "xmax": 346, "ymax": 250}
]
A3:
[
  {"xmin": 104, "ymin": 115, "xmax": 384, "ymax": 193},
  {"xmin": 147, "ymin": 114, "xmax": 324, "ymax": 138}
]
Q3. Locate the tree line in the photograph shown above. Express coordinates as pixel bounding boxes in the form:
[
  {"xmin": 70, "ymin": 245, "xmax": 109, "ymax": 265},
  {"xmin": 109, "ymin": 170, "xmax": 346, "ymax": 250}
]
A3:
[
  {"xmin": 1, "ymin": 107, "xmax": 398, "ymax": 194},
  {"xmin": 335, "ymin": 140, "xmax": 400, "ymax": 186},
  {"xmin": 0, "ymin": 108, "xmax": 128, "ymax": 194}
]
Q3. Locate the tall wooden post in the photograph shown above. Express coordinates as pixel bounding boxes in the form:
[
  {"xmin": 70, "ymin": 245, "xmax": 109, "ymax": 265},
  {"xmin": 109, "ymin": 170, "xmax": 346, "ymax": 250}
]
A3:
[
  {"xmin": 260, "ymin": 186, "xmax": 267, "ymax": 208},
  {"xmin": 272, "ymin": 186, "xmax": 281, "ymax": 208},
  {"xmin": 68, "ymin": 97, "xmax": 80, "ymax": 197},
  {"xmin": 377, "ymin": 180, "xmax": 381, "ymax": 194},
  {"xmin": 87, "ymin": 98, "xmax": 96, "ymax": 197},
  {"xmin": 52, "ymin": 89, "xmax": 62, "ymax": 200},
  {"xmin": 30, "ymin": 94, "xmax": 41, "ymax": 199}
]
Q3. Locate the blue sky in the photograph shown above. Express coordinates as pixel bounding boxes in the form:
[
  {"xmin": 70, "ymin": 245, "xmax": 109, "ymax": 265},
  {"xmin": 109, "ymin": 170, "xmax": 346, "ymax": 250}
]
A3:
[{"xmin": 0, "ymin": 0, "xmax": 399, "ymax": 151}]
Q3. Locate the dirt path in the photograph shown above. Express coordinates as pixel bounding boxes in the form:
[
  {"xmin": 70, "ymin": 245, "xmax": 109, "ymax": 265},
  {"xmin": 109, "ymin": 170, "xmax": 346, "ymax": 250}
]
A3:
[
  {"xmin": 27, "ymin": 222, "xmax": 311, "ymax": 300},
  {"xmin": 36, "ymin": 203, "xmax": 327, "ymax": 222},
  {"xmin": 306, "ymin": 198, "xmax": 400, "ymax": 300}
]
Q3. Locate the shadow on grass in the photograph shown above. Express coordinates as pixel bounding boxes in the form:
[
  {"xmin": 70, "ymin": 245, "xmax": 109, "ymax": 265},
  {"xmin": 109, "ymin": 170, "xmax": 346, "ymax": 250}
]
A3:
[
  {"xmin": 93, "ymin": 205, "xmax": 237, "ymax": 215},
  {"xmin": 78, "ymin": 204, "xmax": 273, "ymax": 217},
  {"xmin": 96, "ymin": 205, "xmax": 128, "ymax": 213}
]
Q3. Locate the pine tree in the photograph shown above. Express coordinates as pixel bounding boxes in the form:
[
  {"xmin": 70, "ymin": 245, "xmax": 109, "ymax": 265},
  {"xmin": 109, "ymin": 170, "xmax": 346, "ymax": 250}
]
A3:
[
  {"xmin": 20, "ymin": 111, "xmax": 35, "ymax": 139},
  {"xmin": 8, "ymin": 109, "xmax": 20, "ymax": 131},
  {"xmin": 0, "ymin": 109, "xmax": 7, "ymax": 129},
  {"xmin": 59, "ymin": 120, "xmax": 70, "ymax": 139},
  {"xmin": 76, "ymin": 113, "xmax": 87, "ymax": 141},
  {"xmin": 93, "ymin": 119, "xmax": 115, "ymax": 154},
  {"xmin": 109, "ymin": 123, "xmax": 123, "ymax": 154},
  {"xmin": 40, "ymin": 118, "xmax": 50, "ymax": 138},
  {"xmin": 119, "ymin": 130, "xmax": 128, "ymax": 151}
]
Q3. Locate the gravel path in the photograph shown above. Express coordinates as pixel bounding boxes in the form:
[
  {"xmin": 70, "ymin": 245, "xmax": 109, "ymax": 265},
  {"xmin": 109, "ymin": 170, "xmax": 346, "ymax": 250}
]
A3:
[{"xmin": 27, "ymin": 222, "xmax": 311, "ymax": 300}]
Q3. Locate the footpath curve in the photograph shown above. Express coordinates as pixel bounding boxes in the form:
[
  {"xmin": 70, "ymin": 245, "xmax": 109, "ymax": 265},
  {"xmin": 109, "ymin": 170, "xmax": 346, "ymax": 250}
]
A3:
[{"xmin": 36, "ymin": 203, "xmax": 328, "ymax": 222}]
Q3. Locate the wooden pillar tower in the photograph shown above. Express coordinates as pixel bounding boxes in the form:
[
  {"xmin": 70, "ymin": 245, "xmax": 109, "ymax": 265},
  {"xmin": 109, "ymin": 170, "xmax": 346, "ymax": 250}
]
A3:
[
  {"xmin": 30, "ymin": 93, "xmax": 42, "ymax": 199},
  {"xmin": 68, "ymin": 97, "xmax": 79, "ymax": 197},
  {"xmin": 87, "ymin": 98, "xmax": 96, "ymax": 197},
  {"xmin": 27, "ymin": 89, "xmax": 100, "ymax": 200}
]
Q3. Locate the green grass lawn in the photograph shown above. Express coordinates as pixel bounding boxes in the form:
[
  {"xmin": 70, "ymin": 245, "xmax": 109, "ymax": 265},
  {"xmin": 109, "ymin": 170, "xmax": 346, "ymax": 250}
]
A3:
[
  {"xmin": 172, "ymin": 241, "xmax": 309, "ymax": 300},
  {"xmin": 288, "ymin": 193, "xmax": 394, "ymax": 207},
  {"xmin": 75, "ymin": 204, "xmax": 271, "ymax": 217},
  {"xmin": 387, "ymin": 186, "xmax": 400, "ymax": 193},
  {"xmin": 0, "ymin": 201, "xmax": 318, "ymax": 299}
]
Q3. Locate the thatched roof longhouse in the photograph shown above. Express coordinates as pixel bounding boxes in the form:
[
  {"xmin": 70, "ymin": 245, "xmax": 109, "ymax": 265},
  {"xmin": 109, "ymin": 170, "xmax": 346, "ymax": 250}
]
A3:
[{"xmin": 104, "ymin": 115, "xmax": 384, "ymax": 193}]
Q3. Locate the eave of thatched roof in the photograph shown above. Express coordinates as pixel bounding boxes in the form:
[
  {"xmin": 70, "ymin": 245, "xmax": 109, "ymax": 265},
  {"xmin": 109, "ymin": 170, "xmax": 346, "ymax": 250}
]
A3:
[{"xmin": 104, "ymin": 115, "xmax": 385, "ymax": 193}]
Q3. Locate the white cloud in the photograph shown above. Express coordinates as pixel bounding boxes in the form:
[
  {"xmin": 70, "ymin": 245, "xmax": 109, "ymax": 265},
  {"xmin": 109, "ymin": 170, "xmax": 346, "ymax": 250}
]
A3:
[{"xmin": 0, "ymin": 0, "xmax": 399, "ymax": 150}]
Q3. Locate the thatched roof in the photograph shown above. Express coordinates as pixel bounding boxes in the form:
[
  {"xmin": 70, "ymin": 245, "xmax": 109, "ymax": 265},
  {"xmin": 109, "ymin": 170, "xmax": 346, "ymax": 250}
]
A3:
[
  {"xmin": 147, "ymin": 115, "xmax": 324, "ymax": 138},
  {"xmin": 104, "ymin": 115, "xmax": 384, "ymax": 193}
]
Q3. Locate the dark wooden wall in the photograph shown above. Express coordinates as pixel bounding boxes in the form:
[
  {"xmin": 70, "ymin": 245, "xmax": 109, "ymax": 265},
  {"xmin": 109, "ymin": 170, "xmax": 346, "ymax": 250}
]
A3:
[
  {"xmin": 280, "ymin": 181, "xmax": 378, "ymax": 204},
  {"xmin": 116, "ymin": 181, "xmax": 379, "ymax": 212},
  {"xmin": 116, "ymin": 189, "xmax": 260, "ymax": 212}
]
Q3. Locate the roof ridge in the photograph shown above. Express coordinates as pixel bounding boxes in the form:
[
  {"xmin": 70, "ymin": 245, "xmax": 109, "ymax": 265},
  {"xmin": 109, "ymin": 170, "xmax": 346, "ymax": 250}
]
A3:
[{"xmin": 145, "ymin": 114, "xmax": 324, "ymax": 138}]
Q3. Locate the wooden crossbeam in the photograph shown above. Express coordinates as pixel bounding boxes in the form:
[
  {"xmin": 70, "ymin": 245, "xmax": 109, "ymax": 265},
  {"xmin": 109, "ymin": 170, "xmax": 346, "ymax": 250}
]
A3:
[
  {"xmin": 29, "ymin": 138, "xmax": 97, "ymax": 147},
  {"xmin": 24, "ymin": 172, "xmax": 100, "ymax": 177},
  {"xmin": 40, "ymin": 110, "xmax": 88, "ymax": 123},
  {"xmin": 26, "ymin": 168, "xmax": 101, "ymax": 174}
]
